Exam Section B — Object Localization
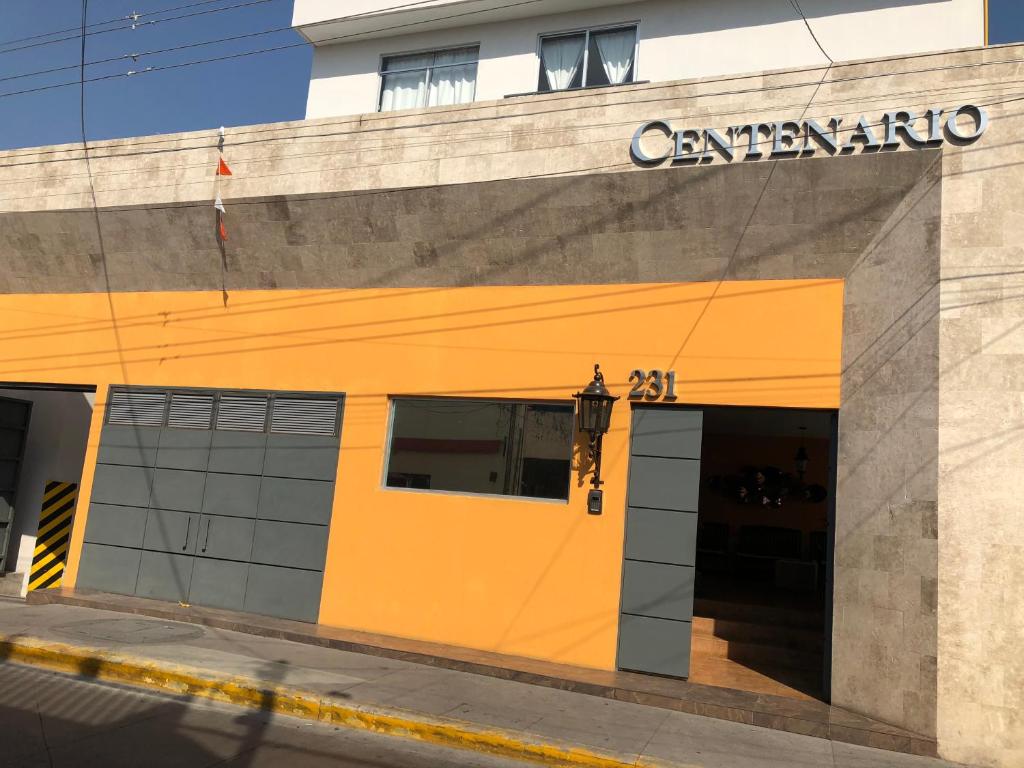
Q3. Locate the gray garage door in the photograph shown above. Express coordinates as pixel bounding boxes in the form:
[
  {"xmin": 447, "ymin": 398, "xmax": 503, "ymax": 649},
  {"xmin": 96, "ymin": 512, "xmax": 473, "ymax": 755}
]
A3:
[
  {"xmin": 77, "ymin": 387, "xmax": 343, "ymax": 623},
  {"xmin": 0, "ymin": 396, "xmax": 32, "ymax": 573},
  {"xmin": 616, "ymin": 406, "xmax": 702, "ymax": 679}
]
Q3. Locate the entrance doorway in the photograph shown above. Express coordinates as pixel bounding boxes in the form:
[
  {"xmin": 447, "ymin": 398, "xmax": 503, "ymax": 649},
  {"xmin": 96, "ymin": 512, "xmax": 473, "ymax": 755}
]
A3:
[
  {"xmin": 689, "ymin": 406, "xmax": 834, "ymax": 701},
  {"xmin": 616, "ymin": 404, "xmax": 836, "ymax": 703}
]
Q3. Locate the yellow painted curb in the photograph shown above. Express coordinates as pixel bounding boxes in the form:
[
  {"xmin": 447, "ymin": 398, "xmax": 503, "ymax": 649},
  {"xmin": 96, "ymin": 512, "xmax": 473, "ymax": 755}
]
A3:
[{"xmin": 0, "ymin": 637, "xmax": 677, "ymax": 768}]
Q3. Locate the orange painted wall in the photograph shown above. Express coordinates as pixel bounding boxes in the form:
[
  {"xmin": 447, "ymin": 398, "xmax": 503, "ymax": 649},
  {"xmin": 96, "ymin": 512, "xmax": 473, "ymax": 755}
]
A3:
[{"xmin": 0, "ymin": 279, "xmax": 843, "ymax": 669}]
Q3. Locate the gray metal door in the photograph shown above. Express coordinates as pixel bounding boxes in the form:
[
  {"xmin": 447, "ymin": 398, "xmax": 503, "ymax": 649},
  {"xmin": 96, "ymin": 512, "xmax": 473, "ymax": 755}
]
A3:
[
  {"xmin": 189, "ymin": 557, "xmax": 248, "ymax": 611},
  {"xmin": 0, "ymin": 396, "xmax": 32, "ymax": 572},
  {"xmin": 136, "ymin": 551, "xmax": 195, "ymax": 602},
  {"xmin": 78, "ymin": 388, "xmax": 341, "ymax": 623},
  {"xmin": 617, "ymin": 407, "xmax": 702, "ymax": 679}
]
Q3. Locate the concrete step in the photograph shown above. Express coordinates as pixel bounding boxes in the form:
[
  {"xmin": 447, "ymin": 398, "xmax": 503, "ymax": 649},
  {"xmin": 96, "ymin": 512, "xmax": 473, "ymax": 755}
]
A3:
[
  {"xmin": 690, "ymin": 632, "xmax": 823, "ymax": 672},
  {"xmin": 0, "ymin": 573, "xmax": 25, "ymax": 598},
  {"xmin": 691, "ymin": 615, "xmax": 824, "ymax": 653},
  {"xmin": 693, "ymin": 597, "xmax": 823, "ymax": 630}
]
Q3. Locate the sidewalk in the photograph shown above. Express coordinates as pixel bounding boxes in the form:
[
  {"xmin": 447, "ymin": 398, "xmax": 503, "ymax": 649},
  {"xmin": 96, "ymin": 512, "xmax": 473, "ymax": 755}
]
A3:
[{"xmin": 0, "ymin": 600, "xmax": 963, "ymax": 768}]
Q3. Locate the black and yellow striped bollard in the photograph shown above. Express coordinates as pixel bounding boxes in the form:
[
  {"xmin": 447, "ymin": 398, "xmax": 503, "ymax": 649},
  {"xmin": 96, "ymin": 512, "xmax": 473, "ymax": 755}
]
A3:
[{"xmin": 28, "ymin": 481, "xmax": 78, "ymax": 592}]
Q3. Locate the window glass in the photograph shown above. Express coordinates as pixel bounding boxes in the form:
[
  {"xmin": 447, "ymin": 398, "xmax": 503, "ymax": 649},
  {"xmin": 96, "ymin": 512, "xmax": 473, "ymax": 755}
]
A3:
[
  {"xmin": 380, "ymin": 47, "xmax": 478, "ymax": 112},
  {"xmin": 434, "ymin": 46, "xmax": 478, "ymax": 66},
  {"xmin": 385, "ymin": 398, "xmax": 574, "ymax": 501},
  {"xmin": 539, "ymin": 26, "xmax": 636, "ymax": 92},
  {"xmin": 428, "ymin": 49, "xmax": 477, "ymax": 108},
  {"xmin": 382, "ymin": 52, "xmax": 434, "ymax": 72},
  {"xmin": 539, "ymin": 34, "xmax": 585, "ymax": 91},
  {"xmin": 590, "ymin": 27, "xmax": 636, "ymax": 86},
  {"xmin": 381, "ymin": 70, "xmax": 428, "ymax": 111}
]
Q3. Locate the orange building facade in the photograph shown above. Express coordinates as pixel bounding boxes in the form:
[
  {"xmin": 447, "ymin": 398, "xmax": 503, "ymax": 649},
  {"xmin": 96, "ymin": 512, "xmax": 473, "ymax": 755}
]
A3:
[{"xmin": 0, "ymin": 279, "xmax": 842, "ymax": 670}]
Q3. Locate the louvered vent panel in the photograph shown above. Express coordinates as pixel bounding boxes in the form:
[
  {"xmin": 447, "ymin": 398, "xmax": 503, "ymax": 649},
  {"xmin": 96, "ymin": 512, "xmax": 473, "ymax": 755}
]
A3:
[
  {"xmin": 270, "ymin": 398, "xmax": 338, "ymax": 436},
  {"xmin": 215, "ymin": 396, "xmax": 268, "ymax": 432},
  {"xmin": 167, "ymin": 393, "xmax": 214, "ymax": 430},
  {"xmin": 108, "ymin": 390, "xmax": 166, "ymax": 427}
]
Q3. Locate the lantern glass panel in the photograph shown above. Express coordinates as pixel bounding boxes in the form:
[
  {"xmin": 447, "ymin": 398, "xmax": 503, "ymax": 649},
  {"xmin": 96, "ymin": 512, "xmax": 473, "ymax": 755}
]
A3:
[
  {"xmin": 577, "ymin": 397, "xmax": 594, "ymax": 433},
  {"xmin": 594, "ymin": 398, "xmax": 613, "ymax": 432}
]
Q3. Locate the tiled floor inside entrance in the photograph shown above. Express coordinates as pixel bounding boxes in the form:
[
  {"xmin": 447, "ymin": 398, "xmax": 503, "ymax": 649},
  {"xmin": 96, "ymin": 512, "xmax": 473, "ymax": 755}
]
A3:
[{"xmin": 689, "ymin": 578, "xmax": 826, "ymax": 702}]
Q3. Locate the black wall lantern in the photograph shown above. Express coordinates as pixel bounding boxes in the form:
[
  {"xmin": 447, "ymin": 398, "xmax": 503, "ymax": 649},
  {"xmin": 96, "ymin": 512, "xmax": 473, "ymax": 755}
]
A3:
[{"xmin": 574, "ymin": 364, "xmax": 619, "ymax": 494}]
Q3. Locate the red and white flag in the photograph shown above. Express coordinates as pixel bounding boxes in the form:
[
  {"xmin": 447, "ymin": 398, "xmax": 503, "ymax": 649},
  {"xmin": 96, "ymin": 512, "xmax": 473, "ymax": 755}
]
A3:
[{"xmin": 215, "ymin": 194, "xmax": 228, "ymax": 241}]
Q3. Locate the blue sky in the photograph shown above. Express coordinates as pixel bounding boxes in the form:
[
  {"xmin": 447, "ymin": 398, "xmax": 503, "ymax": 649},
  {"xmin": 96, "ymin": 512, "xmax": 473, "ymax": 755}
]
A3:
[
  {"xmin": 989, "ymin": 0, "xmax": 1024, "ymax": 44},
  {"xmin": 0, "ymin": 1, "xmax": 1022, "ymax": 151},
  {"xmin": 0, "ymin": 0, "xmax": 311, "ymax": 150}
]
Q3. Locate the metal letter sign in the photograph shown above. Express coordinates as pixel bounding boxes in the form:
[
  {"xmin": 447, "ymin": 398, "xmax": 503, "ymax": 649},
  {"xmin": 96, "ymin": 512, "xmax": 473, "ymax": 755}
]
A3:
[{"xmin": 631, "ymin": 105, "xmax": 988, "ymax": 165}]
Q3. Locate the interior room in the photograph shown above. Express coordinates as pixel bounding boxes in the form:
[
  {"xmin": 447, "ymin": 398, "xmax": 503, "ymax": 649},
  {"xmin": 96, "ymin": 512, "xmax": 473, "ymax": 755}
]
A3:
[{"xmin": 688, "ymin": 406, "xmax": 835, "ymax": 702}]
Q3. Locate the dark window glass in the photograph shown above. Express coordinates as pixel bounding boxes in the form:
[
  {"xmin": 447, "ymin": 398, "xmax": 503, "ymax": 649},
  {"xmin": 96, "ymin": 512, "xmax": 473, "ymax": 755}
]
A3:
[
  {"xmin": 385, "ymin": 398, "xmax": 574, "ymax": 501},
  {"xmin": 538, "ymin": 25, "xmax": 636, "ymax": 93},
  {"xmin": 538, "ymin": 33, "xmax": 585, "ymax": 92},
  {"xmin": 585, "ymin": 38, "xmax": 611, "ymax": 88},
  {"xmin": 386, "ymin": 472, "xmax": 431, "ymax": 489}
]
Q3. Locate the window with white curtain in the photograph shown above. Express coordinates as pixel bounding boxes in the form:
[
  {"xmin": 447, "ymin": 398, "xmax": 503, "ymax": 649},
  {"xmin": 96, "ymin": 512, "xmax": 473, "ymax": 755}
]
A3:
[
  {"xmin": 538, "ymin": 25, "xmax": 637, "ymax": 93},
  {"xmin": 379, "ymin": 46, "xmax": 479, "ymax": 112}
]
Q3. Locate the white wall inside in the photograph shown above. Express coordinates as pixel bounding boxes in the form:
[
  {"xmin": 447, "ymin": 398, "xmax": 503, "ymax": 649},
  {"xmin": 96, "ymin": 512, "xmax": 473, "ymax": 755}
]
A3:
[
  {"xmin": 305, "ymin": 0, "xmax": 983, "ymax": 119},
  {"xmin": 2, "ymin": 389, "xmax": 94, "ymax": 595}
]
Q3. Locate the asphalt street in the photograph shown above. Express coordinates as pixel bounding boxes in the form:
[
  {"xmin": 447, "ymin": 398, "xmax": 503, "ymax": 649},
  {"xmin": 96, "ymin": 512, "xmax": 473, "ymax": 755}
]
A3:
[{"xmin": 0, "ymin": 662, "xmax": 535, "ymax": 768}]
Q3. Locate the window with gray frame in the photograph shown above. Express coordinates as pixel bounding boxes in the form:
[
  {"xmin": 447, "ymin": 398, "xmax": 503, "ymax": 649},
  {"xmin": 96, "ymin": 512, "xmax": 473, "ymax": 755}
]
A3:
[
  {"xmin": 385, "ymin": 398, "xmax": 574, "ymax": 501},
  {"xmin": 379, "ymin": 46, "xmax": 479, "ymax": 112},
  {"xmin": 538, "ymin": 25, "xmax": 637, "ymax": 92}
]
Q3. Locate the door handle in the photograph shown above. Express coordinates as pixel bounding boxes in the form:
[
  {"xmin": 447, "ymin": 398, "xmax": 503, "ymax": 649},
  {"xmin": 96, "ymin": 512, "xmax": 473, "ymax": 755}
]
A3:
[
  {"xmin": 182, "ymin": 517, "xmax": 191, "ymax": 551},
  {"xmin": 202, "ymin": 518, "xmax": 211, "ymax": 553}
]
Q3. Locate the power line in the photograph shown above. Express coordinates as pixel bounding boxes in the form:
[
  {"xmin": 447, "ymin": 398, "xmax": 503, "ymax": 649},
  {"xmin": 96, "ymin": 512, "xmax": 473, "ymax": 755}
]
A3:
[
  {"xmin": 2, "ymin": 80, "xmax": 1015, "ymax": 212},
  {"xmin": 0, "ymin": 0, "xmax": 236, "ymax": 49},
  {"xmin": 76, "ymin": 0, "xmax": 130, "ymax": 386},
  {"xmin": 0, "ymin": 63, "xmax": 1011, "ymax": 184},
  {"xmin": 665, "ymin": 0, "xmax": 839, "ymax": 369},
  {"xmin": 0, "ymin": 0, "xmax": 469, "ymax": 86},
  {"xmin": 666, "ymin": 62, "xmax": 834, "ymax": 372},
  {"xmin": 0, "ymin": 97, "xmax": 1007, "ymax": 217},
  {"xmin": 0, "ymin": 22, "xmax": 296, "ymax": 86},
  {"xmin": 0, "ymin": 41, "xmax": 1014, "ymax": 162},
  {"xmin": 0, "ymin": 78, "xmax": 1007, "ymax": 204},
  {"xmin": 788, "ymin": 0, "xmax": 834, "ymax": 65},
  {"xmin": 0, "ymin": 52, "xmax": 1011, "ymax": 182},
  {"xmin": 0, "ymin": 43, "xmax": 937, "ymax": 155},
  {"xmin": 0, "ymin": 125, "xmax": 1010, "ymax": 356},
  {"xmin": 0, "ymin": 33, "xmax": 1008, "ymax": 197},
  {"xmin": 0, "ymin": 80, "xmax": 1011, "ymax": 209},
  {"xmin": 0, "ymin": 0, "xmax": 501, "ymax": 64},
  {"xmin": 0, "ymin": 0, "xmax": 285, "ymax": 57},
  {"xmin": 0, "ymin": 0, "xmax": 545, "ymax": 93}
]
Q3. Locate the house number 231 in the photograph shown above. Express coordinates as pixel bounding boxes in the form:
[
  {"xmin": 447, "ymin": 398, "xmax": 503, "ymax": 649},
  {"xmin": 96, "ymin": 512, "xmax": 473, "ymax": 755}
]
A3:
[{"xmin": 628, "ymin": 369, "xmax": 678, "ymax": 401}]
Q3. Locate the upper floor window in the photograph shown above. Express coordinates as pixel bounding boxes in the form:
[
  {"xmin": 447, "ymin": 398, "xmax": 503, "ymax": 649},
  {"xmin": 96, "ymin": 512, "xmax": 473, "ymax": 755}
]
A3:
[
  {"xmin": 379, "ymin": 46, "xmax": 479, "ymax": 112},
  {"xmin": 538, "ymin": 25, "xmax": 637, "ymax": 93}
]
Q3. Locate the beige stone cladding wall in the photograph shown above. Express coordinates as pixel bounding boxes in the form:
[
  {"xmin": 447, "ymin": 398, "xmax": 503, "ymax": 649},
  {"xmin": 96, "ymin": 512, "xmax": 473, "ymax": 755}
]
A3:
[
  {"xmin": 0, "ymin": 153, "xmax": 928, "ymax": 293},
  {"xmin": 0, "ymin": 46, "xmax": 1009, "ymax": 215},
  {"xmin": 1, "ymin": 41, "xmax": 1023, "ymax": 767},
  {"xmin": 934, "ymin": 66, "xmax": 1024, "ymax": 768},
  {"xmin": 834, "ymin": 155, "xmax": 942, "ymax": 742}
]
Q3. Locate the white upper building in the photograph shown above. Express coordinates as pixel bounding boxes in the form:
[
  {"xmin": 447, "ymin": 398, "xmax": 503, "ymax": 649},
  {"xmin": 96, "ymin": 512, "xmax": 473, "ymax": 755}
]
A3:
[{"xmin": 294, "ymin": 0, "xmax": 985, "ymax": 119}]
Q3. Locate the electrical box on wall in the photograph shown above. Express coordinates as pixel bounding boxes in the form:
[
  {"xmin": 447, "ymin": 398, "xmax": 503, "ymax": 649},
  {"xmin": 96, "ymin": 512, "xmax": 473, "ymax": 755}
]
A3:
[{"xmin": 587, "ymin": 489, "xmax": 603, "ymax": 515}]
